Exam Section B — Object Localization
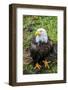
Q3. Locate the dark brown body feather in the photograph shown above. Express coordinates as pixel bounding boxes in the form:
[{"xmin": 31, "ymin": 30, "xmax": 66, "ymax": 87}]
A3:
[{"xmin": 30, "ymin": 37, "xmax": 54, "ymax": 65}]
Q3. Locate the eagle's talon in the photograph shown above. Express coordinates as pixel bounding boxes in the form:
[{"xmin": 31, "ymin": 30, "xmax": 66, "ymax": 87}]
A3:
[
  {"xmin": 43, "ymin": 60, "xmax": 50, "ymax": 69},
  {"xmin": 34, "ymin": 63, "xmax": 41, "ymax": 70}
]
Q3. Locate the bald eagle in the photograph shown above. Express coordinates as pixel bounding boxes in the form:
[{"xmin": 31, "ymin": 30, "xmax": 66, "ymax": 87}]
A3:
[{"xmin": 30, "ymin": 28, "xmax": 57, "ymax": 70}]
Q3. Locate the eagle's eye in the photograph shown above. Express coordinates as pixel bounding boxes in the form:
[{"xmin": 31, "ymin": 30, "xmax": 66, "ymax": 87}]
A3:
[{"xmin": 39, "ymin": 30, "xmax": 42, "ymax": 33}]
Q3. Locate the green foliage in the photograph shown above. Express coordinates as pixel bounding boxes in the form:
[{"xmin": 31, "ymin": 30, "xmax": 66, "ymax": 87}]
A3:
[
  {"xmin": 23, "ymin": 61, "xmax": 57, "ymax": 74},
  {"xmin": 23, "ymin": 15, "xmax": 57, "ymax": 49},
  {"xmin": 23, "ymin": 15, "xmax": 57, "ymax": 74}
]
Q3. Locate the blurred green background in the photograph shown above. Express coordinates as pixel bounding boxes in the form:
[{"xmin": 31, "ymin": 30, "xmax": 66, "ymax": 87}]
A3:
[{"xmin": 23, "ymin": 15, "xmax": 57, "ymax": 74}]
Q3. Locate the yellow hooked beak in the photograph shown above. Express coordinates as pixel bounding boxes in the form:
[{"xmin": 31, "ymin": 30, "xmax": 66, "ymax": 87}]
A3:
[{"xmin": 35, "ymin": 31, "xmax": 40, "ymax": 36}]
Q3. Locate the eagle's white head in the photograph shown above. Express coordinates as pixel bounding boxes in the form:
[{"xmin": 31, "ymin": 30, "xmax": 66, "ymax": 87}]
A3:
[{"xmin": 35, "ymin": 28, "xmax": 48, "ymax": 43}]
